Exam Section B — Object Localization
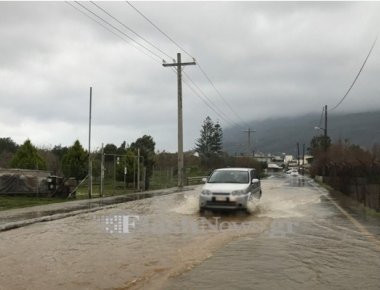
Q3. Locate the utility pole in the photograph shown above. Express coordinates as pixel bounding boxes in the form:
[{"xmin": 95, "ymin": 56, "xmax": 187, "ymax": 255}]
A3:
[
  {"xmin": 124, "ymin": 163, "xmax": 127, "ymax": 191},
  {"xmin": 100, "ymin": 143, "xmax": 104, "ymax": 197},
  {"xmin": 324, "ymin": 105, "xmax": 328, "ymax": 152},
  {"xmin": 297, "ymin": 142, "xmax": 300, "ymax": 169},
  {"xmin": 163, "ymin": 53, "xmax": 196, "ymax": 188},
  {"xmin": 242, "ymin": 128, "xmax": 256, "ymax": 156},
  {"xmin": 137, "ymin": 148, "xmax": 140, "ymax": 191},
  {"xmin": 88, "ymin": 87, "xmax": 92, "ymax": 199},
  {"xmin": 302, "ymin": 143, "xmax": 305, "ymax": 166},
  {"xmin": 133, "ymin": 157, "xmax": 136, "ymax": 189},
  {"xmin": 113, "ymin": 155, "xmax": 116, "ymax": 195},
  {"xmin": 302, "ymin": 143, "xmax": 305, "ymax": 175}
]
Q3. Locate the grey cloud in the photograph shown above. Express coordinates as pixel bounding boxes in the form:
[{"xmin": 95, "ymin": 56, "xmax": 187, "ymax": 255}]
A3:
[{"xmin": 0, "ymin": 1, "xmax": 380, "ymax": 151}]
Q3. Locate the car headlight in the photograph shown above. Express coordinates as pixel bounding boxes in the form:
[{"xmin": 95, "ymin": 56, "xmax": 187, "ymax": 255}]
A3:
[
  {"xmin": 201, "ymin": 189, "xmax": 211, "ymax": 195},
  {"xmin": 231, "ymin": 190, "xmax": 246, "ymax": 196}
]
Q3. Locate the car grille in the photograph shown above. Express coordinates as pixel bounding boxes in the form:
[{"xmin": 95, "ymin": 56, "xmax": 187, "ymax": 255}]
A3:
[
  {"xmin": 212, "ymin": 192, "xmax": 230, "ymax": 195},
  {"xmin": 206, "ymin": 201, "xmax": 236, "ymax": 206}
]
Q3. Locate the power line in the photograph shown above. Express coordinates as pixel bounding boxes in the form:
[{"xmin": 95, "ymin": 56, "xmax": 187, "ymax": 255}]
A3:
[
  {"xmin": 125, "ymin": 1, "xmax": 193, "ymax": 60},
  {"xmin": 70, "ymin": 1, "xmax": 248, "ymax": 130},
  {"xmin": 74, "ymin": 1, "xmax": 164, "ymax": 62},
  {"xmin": 125, "ymin": 1, "xmax": 249, "ymax": 128},
  {"xmin": 183, "ymin": 71, "xmax": 245, "ymax": 130},
  {"xmin": 183, "ymin": 79, "xmax": 236, "ymax": 128},
  {"xmin": 182, "ymin": 77, "xmax": 243, "ymax": 130},
  {"xmin": 168, "ymin": 67, "xmax": 233, "ymax": 126},
  {"xmin": 65, "ymin": 1, "xmax": 160, "ymax": 64},
  {"xmin": 90, "ymin": 1, "xmax": 173, "ymax": 60},
  {"xmin": 68, "ymin": 0, "xmax": 237, "ymax": 128},
  {"xmin": 330, "ymin": 36, "xmax": 377, "ymax": 111},
  {"xmin": 197, "ymin": 64, "xmax": 251, "ymax": 128}
]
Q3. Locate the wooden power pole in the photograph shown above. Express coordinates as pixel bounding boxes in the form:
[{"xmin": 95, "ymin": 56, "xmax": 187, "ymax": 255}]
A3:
[
  {"xmin": 297, "ymin": 142, "xmax": 300, "ymax": 168},
  {"xmin": 242, "ymin": 128, "xmax": 256, "ymax": 156},
  {"xmin": 163, "ymin": 53, "xmax": 196, "ymax": 188}
]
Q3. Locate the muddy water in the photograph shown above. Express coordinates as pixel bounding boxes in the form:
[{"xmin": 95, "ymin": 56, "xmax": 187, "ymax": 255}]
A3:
[
  {"xmin": 0, "ymin": 175, "xmax": 379, "ymax": 289},
  {"xmin": 164, "ymin": 175, "xmax": 380, "ymax": 290}
]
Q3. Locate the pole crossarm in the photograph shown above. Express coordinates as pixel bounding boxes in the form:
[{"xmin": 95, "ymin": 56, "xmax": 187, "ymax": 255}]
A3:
[{"xmin": 162, "ymin": 61, "xmax": 196, "ymax": 67}]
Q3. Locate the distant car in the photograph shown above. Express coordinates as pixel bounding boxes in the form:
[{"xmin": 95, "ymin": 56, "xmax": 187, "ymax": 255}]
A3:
[
  {"xmin": 199, "ymin": 168, "xmax": 262, "ymax": 211},
  {"xmin": 286, "ymin": 168, "xmax": 299, "ymax": 176}
]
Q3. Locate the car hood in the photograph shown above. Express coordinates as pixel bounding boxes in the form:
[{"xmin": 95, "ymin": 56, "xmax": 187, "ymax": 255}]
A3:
[{"xmin": 203, "ymin": 183, "xmax": 249, "ymax": 193}]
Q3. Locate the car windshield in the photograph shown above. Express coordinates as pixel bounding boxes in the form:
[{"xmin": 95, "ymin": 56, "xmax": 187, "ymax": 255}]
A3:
[{"xmin": 208, "ymin": 170, "xmax": 249, "ymax": 184}]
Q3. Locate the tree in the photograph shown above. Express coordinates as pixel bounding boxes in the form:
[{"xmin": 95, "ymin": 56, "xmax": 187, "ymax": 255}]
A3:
[
  {"xmin": 195, "ymin": 116, "xmax": 223, "ymax": 157},
  {"xmin": 130, "ymin": 135, "xmax": 156, "ymax": 190},
  {"xmin": 309, "ymin": 135, "xmax": 331, "ymax": 155},
  {"xmin": 10, "ymin": 139, "xmax": 46, "ymax": 170},
  {"xmin": 211, "ymin": 122, "xmax": 223, "ymax": 154},
  {"xmin": 117, "ymin": 141, "xmax": 127, "ymax": 155},
  {"xmin": 0, "ymin": 137, "xmax": 18, "ymax": 154},
  {"xmin": 52, "ymin": 145, "xmax": 69, "ymax": 161},
  {"xmin": 39, "ymin": 149, "xmax": 60, "ymax": 174},
  {"xmin": 0, "ymin": 137, "xmax": 18, "ymax": 168},
  {"xmin": 115, "ymin": 148, "xmax": 135, "ymax": 183},
  {"xmin": 195, "ymin": 116, "xmax": 214, "ymax": 157},
  {"xmin": 62, "ymin": 140, "xmax": 88, "ymax": 181},
  {"xmin": 104, "ymin": 143, "xmax": 118, "ymax": 162}
]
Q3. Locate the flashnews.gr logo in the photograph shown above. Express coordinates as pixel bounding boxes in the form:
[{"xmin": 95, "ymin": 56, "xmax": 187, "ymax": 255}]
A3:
[
  {"xmin": 98, "ymin": 215, "xmax": 139, "ymax": 234},
  {"xmin": 96, "ymin": 214, "xmax": 299, "ymax": 237}
]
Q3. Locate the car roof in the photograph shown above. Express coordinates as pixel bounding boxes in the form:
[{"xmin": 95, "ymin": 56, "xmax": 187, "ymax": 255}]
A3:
[{"xmin": 214, "ymin": 168, "xmax": 254, "ymax": 172}]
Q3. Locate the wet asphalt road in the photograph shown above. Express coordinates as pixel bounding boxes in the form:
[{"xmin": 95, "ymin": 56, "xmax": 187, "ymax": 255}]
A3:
[{"xmin": 0, "ymin": 174, "xmax": 379, "ymax": 289}]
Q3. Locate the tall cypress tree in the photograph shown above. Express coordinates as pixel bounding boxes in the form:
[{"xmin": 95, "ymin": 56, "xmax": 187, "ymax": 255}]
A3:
[
  {"xmin": 195, "ymin": 116, "xmax": 223, "ymax": 157},
  {"xmin": 212, "ymin": 122, "xmax": 223, "ymax": 154}
]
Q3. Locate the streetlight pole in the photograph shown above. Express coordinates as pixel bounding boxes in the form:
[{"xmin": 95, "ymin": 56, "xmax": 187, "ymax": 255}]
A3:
[
  {"xmin": 324, "ymin": 105, "xmax": 328, "ymax": 152},
  {"xmin": 88, "ymin": 87, "xmax": 92, "ymax": 199},
  {"xmin": 100, "ymin": 143, "xmax": 104, "ymax": 197}
]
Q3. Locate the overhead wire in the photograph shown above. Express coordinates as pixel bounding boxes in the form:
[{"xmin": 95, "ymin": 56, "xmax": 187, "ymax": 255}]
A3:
[
  {"xmin": 197, "ymin": 64, "xmax": 251, "ymax": 128},
  {"xmin": 69, "ymin": 1, "xmax": 249, "ymax": 130},
  {"xmin": 73, "ymin": 1, "xmax": 164, "ymax": 62},
  {"xmin": 65, "ymin": 1, "xmax": 160, "ymax": 64},
  {"xmin": 182, "ymin": 78, "xmax": 243, "ymax": 129},
  {"xmin": 182, "ymin": 71, "xmax": 245, "ymax": 129},
  {"xmin": 89, "ymin": 1, "xmax": 173, "ymax": 60},
  {"xmin": 330, "ymin": 36, "xmax": 377, "ymax": 111},
  {"xmin": 125, "ymin": 1, "xmax": 251, "ymax": 129},
  {"xmin": 125, "ymin": 0, "xmax": 193, "ymax": 60}
]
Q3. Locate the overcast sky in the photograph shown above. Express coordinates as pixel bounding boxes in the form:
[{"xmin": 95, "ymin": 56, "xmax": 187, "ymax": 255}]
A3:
[{"xmin": 1, "ymin": 1, "xmax": 379, "ymax": 152}]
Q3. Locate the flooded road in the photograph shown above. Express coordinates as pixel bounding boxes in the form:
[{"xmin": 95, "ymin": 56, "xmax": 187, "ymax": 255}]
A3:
[{"xmin": 0, "ymin": 175, "xmax": 379, "ymax": 289}]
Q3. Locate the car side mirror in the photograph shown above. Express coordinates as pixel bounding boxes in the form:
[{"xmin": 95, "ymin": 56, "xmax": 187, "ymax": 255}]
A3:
[
  {"xmin": 252, "ymin": 178, "xmax": 259, "ymax": 184},
  {"xmin": 202, "ymin": 177, "xmax": 207, "ymax": 183}
]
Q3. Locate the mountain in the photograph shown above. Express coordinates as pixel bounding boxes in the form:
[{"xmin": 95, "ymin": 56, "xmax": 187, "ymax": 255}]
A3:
[{"xmin": 223, "ymin": 110, "xmax": 380, "ymax": 156}]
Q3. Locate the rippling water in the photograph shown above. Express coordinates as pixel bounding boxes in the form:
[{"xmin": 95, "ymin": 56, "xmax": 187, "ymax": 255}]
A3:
[
  {"xmin": 0, "ymin": 175, "xmax": 379, "ymax": 289},
  {"xmin": 164, "ymin": 176, "xmax": 380, "ymax": 290}
]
